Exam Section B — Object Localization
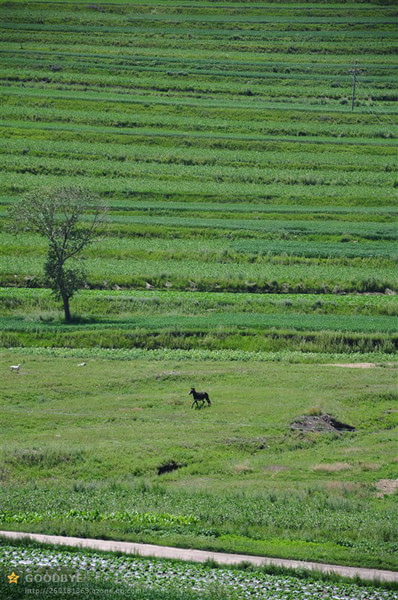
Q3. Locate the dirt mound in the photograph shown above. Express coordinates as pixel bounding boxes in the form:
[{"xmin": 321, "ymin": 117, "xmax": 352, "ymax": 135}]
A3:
[{"xmin": 291, "ymin": 413, "xmax": 355, "ymax": 433}]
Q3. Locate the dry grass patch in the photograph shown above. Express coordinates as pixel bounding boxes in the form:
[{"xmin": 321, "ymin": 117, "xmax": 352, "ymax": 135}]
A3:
[
  {"xmin": 234, "ymin": 463, "xmax": 254, "ymax": 475},
  {"xmin": 376, "ymin": 479, "xmax": 398, "ymax": 496},
  {"xmin": 325, "ymin": 481, "xmax": 363, "ymax": 492},
  {"xmin": 312, "ymin": 462, "xmax": 352, "ymax": 473},
  {"xmin": 359, "ymin": 462, "xmax": 381, "ymax": 471},
  {"xmin": 324, "ymin": 363, "xmax": 378, "ymax": 368}
]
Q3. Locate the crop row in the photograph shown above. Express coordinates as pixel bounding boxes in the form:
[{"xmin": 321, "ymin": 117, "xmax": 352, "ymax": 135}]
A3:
[
  {"xmin": 2, "ymin": 311, "xmax": 397, "ymax": 335},
  {"xmin": 3, "ymin": 119, "xmax": 394, "ymax": 152},
  {"xmin": 2, "ymin": 479, "xmax": 398, "ymax": 563},
  {"xmin": 4, "ymin": 345, "xmax": 396, "ymax": 364},
  {"xmin": 4, "ymin": 26, "xmax": 396, "ymax": 60},
  {"xmin": 2, "ymin": 146, "xmax": 394, "ymax": 189},
  {"xmin": 2, "ymin": 118, "xmax": 395, "ymax": 161},
  {"xmin": 2, "ymin": 231, "xmax": 396, "ymax": 259},
  {"xmin": 2, "ymin": 253, "xmax": 397, "ymax": 292},
  {"xmin": 3, "ymin": 197, "xmax": 397, "ymax": 220},
  {"xmin": 3, "ymin": 103, "xmax": 396, "ymax": 142},
  {"xmin": 2, "ymin": 169, "xmax": 397, "ymax": 208},
  {"xmin": 5, "ymin": 5, "xmax": 398, "ymax": 25},
  {"xmin": 2, "ymin": 54, "xmax": 396, "ymax": 91},
  {"xmin": 0, "ymin": 508, "xmax": 198, "ymax": 528},
  {"xmin": 1, "ymin": 544, "xmax": 395, "ymax": 600},
  {"xmin": 3, "ymin": 30, "xmax": 396, "ymax": 66},
  {"xmin": 1, "ymin": 129, "xmax": 397, "ymax": 172},
  {"xmin": 2, "ymin": 288, "xmax": 397, "ymax": 318},
  {"xmin": 3, "ymin": 90, "xmax": 395, "ymax": 130},
  {"xmin": 97, "ymin": 215, "xmax": 398, "ymax": 239},
  {"xmin": 3, "ymin": 19, "xmax": 396, "ymax": 43},
  {"xmin": 2, "ymin": 47, "xmax": 397, "ymax": 79},
  {"xmin": 2, "ymin": 154, "xmax": 396, "ymax": 196},
  {"xmin": 3, "ymin": 64, "xmax": 397, "ymax": 105},
  {"xmin": 2, "ymin": 45, "xmax": 397, "ymax": 81}
]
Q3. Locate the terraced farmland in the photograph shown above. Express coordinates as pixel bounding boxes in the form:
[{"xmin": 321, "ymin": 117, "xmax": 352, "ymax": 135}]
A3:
[
  {"xmin": 0, "ymin": 0, "xmax": 397, "ymax": 349},
  {"xmin": 0, "ymin": 1, "xmax": 397, "ymax": 596}
]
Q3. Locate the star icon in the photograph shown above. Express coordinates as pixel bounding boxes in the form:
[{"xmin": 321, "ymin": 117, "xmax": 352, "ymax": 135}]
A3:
[{"xmin": 7, "ymin": 571, "xmax": 20, "ymax": 584}]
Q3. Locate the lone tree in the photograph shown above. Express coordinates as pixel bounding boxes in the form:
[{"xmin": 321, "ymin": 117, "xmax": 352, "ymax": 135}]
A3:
[{"xmin": 10, "ymin": 186, "xmax": 107, "ymax": 322}]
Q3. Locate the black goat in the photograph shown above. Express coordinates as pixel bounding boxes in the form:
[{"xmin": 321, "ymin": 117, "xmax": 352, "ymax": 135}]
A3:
[{"xmin": 189, "ymin": 387, "xmax": 211, "ymax": 409}]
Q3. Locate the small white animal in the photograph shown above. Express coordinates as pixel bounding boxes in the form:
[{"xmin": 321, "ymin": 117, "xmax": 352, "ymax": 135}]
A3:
[
  {"xmin": 10, "ymin": 364, "xmax": 21, "ymax": 372},
  {"xmin": 77, "ymin": 362, "xmax": 86, "ymax": 367}
]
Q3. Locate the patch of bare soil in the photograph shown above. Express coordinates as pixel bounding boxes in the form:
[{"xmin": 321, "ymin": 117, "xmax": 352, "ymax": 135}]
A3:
[
  {"xmin": 376, "ymin": 479, "xmax": 398, "ymax": 496},
  {"xmin": 291, "ymin": 414, "xmax": 355, "ymax": 433},
  {"xmin": 324, "ymin": 362, "xmax": 397, "ymax": 368},
  {"xmin": 155, "ymin": 370, "xmax": 182, "ymax": 380},
  {"xmin": 313, "ymin": 462, "xmax": 352, "ymax": 472},
  {"xmin": 325, "ymin": 481, "xmax": 363, "ymax": 492},
  {"xmin": 325, "ymin": 363, "xmax": 376, "ymax": 368},
  {"xmin": 234, "ymin": 463, "xmax": 254, "ymax": 474}
]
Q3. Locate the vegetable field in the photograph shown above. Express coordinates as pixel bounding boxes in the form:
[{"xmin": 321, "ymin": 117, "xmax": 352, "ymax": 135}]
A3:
[{"xmin": 1, "ymin": 542, "xmax": 397, "ymax": 600}]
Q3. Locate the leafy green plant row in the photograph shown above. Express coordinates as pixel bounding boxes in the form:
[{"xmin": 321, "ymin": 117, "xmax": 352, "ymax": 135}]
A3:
[
  {"xmin": 3, "ymin": 103, "xmax": 396, "ymax": 148},
  {"xmin": 2, "ymin": 81, "xmax": 397, "ymax": 117},
  {"xmin": 2, "ymin": 327, "xmax": 396, "ymax": 356},
  {"xmin": 1, "ymin": 132, "xmax": 397, "ymax": 175},
  {"xmin": 2, "ymin": 254, "xmax": 397, "ymax": 293},
  {"xmin": 4, "ymin": 344, "xmax": 396, "ymax": 364},
  {"xmin": 2, "ymin": 110, "xmax": 395, "ymax": 151},
  {"xmin": 2, "ymin": 287, "xmax": 397, "ymax": 318},
  {"xmin": 3, "ymin": 53, "xmax": 396, "ymax": 92},
  {"xmin": 1, "ymin": 310, "xmax": 397, "ymax": 334},
  {"xmin": 2, "ymin": 171, "xmax": 397, "ymax": 211},
  {"xmin": 5, "ymin": 4, "xmax": 398, "ymax": 26},
  {"xmin": 2, "ymin": 122, "xmax": 396, "ymax": 189},
  {"xmin": 4, "ymin": 18, "xmax": 396, "ymax": 64},
  {"xmin": 96, "ymin": 215, "xmax": 398, "ymax": 240},
  {"xmin": 3, "ymin": 62, "xmax": 397, "ymax": 106},
  {"xmin": 3, "ymin": 196, "xmax": 397, "ymax": 220},
  {"xmin": 4, "ymin": 29, "xmax": 396, "ymax": 67},
  {"xmin": 4, "ymin": 18, "xmax": 396, "ymax": 44},
  {"xmin": 1, "ymin": 233, "xmax": 395, "ymax": 269},
  {"xmin": 1, "ymin": 148, "xmax": 396, "ymax": 192},
  {"xmin": 3, "ymin": 46, "xmax": 397, "ymax": 79},
  {"xmin": 0, "ymin": 509, "xmax": 198, "ymax": 528}
]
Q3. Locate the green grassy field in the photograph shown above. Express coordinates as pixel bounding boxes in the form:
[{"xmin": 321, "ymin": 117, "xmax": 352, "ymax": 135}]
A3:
[
  {"xmin": 0, "ymin": 0, "xmax": 397, "ymax": 591},
  {"xmin": 1, "ymin": 350, "xmax": 397, "ymax": 570}
]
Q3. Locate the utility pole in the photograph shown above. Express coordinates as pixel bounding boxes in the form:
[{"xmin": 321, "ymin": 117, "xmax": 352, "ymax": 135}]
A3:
[{"xmin": 351, "ymin": 61, "xmax": 358, "ymax": 112}]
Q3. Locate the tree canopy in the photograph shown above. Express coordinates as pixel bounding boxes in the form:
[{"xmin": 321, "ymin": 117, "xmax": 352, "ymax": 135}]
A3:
[{"xmin": 10, "ymin": 186, "xmax": 107, "ymax": 321}]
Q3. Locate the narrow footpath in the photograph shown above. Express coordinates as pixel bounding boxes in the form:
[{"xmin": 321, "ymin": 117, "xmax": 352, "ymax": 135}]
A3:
[{"xmin": 0, "ymin": 530, "xmax": 397, "ymax": 583}]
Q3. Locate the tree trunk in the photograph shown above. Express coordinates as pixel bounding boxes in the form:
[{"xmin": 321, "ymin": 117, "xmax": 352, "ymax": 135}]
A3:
[{"xmin": 62, "ymin": 294, "xmax": 72, "ymax": 322}]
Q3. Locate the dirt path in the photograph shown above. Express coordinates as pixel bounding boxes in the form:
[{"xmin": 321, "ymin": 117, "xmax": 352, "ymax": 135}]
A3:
[
  {"xmin": 0, "ymin": 530, "xmax": 397, "ymax": 583},
  {"xmin": 324, "ymin": 363, "xmax": 396, "ymax": 368}
]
